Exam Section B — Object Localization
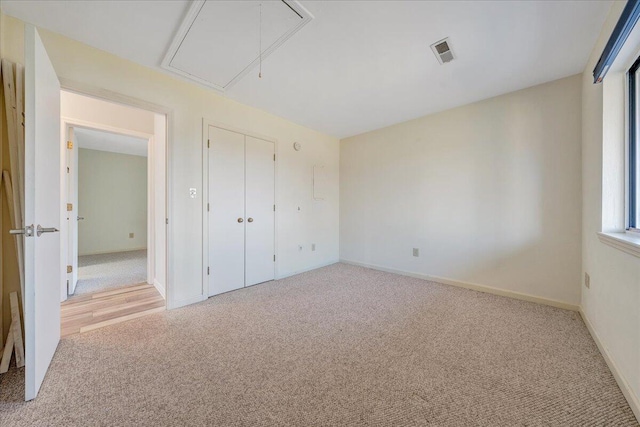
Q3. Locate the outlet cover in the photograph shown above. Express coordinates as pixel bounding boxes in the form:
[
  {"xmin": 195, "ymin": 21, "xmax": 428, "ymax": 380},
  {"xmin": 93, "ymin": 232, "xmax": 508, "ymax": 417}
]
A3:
[
  {"xmin": 129, "ymin": 233, "xmax": 134, "ymax": 238},
  {"xmin": 413, "ymin": 248, "xmax": 419, "ymax": 257},
  {"xmin": 584, "ymin": 272, "xmax": 590, "ymax": 289}
]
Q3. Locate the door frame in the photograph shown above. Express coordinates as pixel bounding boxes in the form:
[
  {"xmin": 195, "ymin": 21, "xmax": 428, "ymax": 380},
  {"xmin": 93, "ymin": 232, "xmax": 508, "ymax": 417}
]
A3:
[
  {"xmin": 58, "ymin": 78, "xmax": 174, "ymax": 307},
  {"xmin": 201, "ymin": 118, "xmax": 278, "ymax": 298},
  {"xmin": 60, "ymin": 117, "xmax": 157, "ymax": 300}
]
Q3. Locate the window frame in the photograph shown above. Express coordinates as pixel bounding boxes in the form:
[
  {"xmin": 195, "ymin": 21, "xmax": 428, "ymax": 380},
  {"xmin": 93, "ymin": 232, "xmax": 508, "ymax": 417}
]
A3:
[{"xmin": 628, "ymin": 56, "xmax": 640, "ymax": 232}]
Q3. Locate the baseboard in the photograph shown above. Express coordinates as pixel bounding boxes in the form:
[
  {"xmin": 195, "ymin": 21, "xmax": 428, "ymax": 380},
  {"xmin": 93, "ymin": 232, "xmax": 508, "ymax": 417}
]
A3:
[
  {"xmin": 78, "ymin": 247, "xmax": 147, "ymax": 257},
  {"xmin": 153, "ymin": 279, "xmax": 166, "ymax": 300},
  {"xmin": 340, "ymin": 259, "xmax": 579, "ymax": 311},
  {"xmin": 579, "ymin": 308, "xmax": 640, "ymax": 422},
  {"xmin": 276, "ymin": 259, "xmax": 340, "ymax": 280}
]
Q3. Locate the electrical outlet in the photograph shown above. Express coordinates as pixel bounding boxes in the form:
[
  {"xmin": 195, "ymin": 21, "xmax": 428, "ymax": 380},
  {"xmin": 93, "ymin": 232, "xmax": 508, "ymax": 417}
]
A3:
[
  {"xmin": 584, "ymin": 272, "xmax": 590, "ymax": 289},
  {"xmin": 189, "ymin": 188, "xmax": 197, "ymax": 198},
  {"xmin": 311, "ymin": 243, "xmax": 316, "ymax": 251},
  {"xmin": 413, "ymin": 248, "xmax": 419, "ymax": 257},
  {"xmin": 129, "ymin": 232, "xmax": 134, "ymax": 238}
]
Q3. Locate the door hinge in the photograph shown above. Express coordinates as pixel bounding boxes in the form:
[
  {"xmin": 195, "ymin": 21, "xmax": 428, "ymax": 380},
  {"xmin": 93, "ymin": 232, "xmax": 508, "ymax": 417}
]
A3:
[
  {"xmin": 273, "ymin": 154, "xmax": 276, "ymax": 161},
  {"xmin": 67, "ymin": 140, "xmax": 73, "ymax": 149},
  {"xmin": 67, "ymin": 203, "xmax": 73, "ymax": 212},
  {"xmin": 273, "ymin": 205, "xmax": 275, "ymax": 211},
  {"xmin": 273, "ymin": 255, "xmax": 276, "ymax": 262},
  {"xmin": 207, "ymin": 203, "xmax": 210, "ymax": 212},
  {"xmin": 207, "ymin": 267, "xmax": 210, "ymax": 275},
  {"xmin": 67, "ymin": 265, "xmax": 72, "ymax": 273},
  {"xmin": 207, "ymin": 139, "xmax": 210, "ymax": 148},
  {"xmin": 67, "ymin": 166, "xmax": 70, "ymax": 174},
  {"xmin": 166, "ymin": 218, "xmax": 169, "ymax": 225}
]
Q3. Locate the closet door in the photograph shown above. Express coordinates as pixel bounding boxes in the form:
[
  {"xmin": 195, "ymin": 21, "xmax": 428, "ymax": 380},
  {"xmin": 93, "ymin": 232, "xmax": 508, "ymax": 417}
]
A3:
[
  {"xmin": 245, "ymin": 136, "xmax": 275, "ymax": 286},
  {"xmin": 208, "ymin": 126, "xmax": 245, "ymax": 296}
]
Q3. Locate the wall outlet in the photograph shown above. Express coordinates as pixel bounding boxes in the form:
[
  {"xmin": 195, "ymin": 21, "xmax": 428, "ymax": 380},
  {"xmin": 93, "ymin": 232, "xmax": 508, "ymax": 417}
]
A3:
[
  {"xmin": 584, "ymin": 272, "xmax": 590, "ymax": 289},
  {"xmin": 129, "ymin": 232, "xmax": 134, "ymax": 239},
  {"xmin": 189, "ymin": 188, "xmax": 197, "ymax": 198},
  {"xmin": 311, "ymin": 243, "xmax": 316, "ymax": 251},
  {"xmin": 413, "ymin": 248, "xmax": 419, "ymax": 257}
]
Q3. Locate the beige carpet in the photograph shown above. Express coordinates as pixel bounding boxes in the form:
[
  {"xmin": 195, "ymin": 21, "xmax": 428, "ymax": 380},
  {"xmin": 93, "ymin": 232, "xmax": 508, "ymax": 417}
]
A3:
[
  {"xmin": 0, "ymin": 263, "xmax": 637, "ymax": 426},
  {"xmin": 75, "ymin": 249, "xmax": 147, "ymax": 295}
]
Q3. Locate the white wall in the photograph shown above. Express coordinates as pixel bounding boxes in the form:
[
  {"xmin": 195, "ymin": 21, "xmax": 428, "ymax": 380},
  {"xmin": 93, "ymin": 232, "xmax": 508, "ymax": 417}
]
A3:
[
  {"xmin": 0, "ymin": 14, "xmax": 340, "ymax": 308},
  {"xmin": 341, "ymin": 75, "xmax": 583, "ymax": 306},
  {"xmin": 581, "ymin": 1, "xmax": 640, "ymax": 418},
  {"xmin": 77, "ymin": 148, "xmax": 147, "ymax": 255}
]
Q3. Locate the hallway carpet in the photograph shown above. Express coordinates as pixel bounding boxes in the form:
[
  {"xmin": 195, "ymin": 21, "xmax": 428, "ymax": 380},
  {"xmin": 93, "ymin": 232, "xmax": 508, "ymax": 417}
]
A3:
[
  {"xmin": 74, "ymin": 249, "xmax": 147, "ymax": 295},
  {"xmin": 0, "ymin": 263, "xmax": 636, "ymax": 426}
]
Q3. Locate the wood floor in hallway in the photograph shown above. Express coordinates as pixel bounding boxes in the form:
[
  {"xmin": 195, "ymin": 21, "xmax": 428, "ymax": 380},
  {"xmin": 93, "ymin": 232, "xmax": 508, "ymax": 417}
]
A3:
[{"xmin": 61, "ymin": 283, "xmax": 165, "ymax": 337}]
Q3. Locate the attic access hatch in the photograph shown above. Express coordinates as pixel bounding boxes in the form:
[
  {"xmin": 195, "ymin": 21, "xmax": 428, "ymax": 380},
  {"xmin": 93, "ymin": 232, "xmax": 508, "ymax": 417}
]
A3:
[{"xmin": 162, "ymin": 0, "xmax": 313, "ymax": 93}]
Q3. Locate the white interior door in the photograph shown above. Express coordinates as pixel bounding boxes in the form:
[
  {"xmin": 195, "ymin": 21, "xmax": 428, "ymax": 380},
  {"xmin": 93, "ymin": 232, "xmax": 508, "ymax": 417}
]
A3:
[
  {"xmin": 245, "ymin": 136, "xmax": 275, "ymax": 286},
  {"xmin": 23, "ymin": 25, "xmax": 62, "ymax": 401},
  {"xmin": 66, "ymin": 126, "xmax": 78, "ymax": 295},
  {"xmin": 208, "ymin": 126, "xmax": 245, "ymax": 296}
]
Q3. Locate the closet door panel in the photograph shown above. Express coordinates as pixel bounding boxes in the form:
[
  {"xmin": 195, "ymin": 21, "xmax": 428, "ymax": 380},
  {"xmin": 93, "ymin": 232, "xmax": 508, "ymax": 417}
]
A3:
[
  {"xmin": 208, "ymin": 126, "xmax": 245, "ymax": 296},
  {"xmin": 245, "ymin": 136, "xmax": 275, "ymax": 286}
]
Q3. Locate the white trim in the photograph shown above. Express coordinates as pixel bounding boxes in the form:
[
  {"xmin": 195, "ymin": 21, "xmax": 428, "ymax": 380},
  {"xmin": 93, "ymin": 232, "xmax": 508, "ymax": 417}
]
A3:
[
  {"xmin": 276, "ymin": 260, "xmax": 339, "ymax": 280},
  {"xmin": 598, "ymin": 231, "xmax": 640, "ymax": 258},
  {"xmin": 153, "ymin": 279, "xmax": 166, "ymax": 300},
  {"xmin": 340, "ymin": 259, "xmax": 579, "ymax": 311},
  {"xmin": 579, "ymin": 308, "xmax": 640, "ymax": 422}
]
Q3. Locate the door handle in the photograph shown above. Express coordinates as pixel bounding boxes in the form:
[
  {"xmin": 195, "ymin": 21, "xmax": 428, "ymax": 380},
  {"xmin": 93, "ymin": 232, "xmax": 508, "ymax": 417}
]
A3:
[
  {"xmin": 247, "ymin": 218, "xmax": 254, "ymax": 223},
  {"xmin": 237, "ymin": 218, "xmax": 244, "ymax": 223},
  {"xmin": 77, "ymin": 216, "xmax": 85, "ymax": 221},
  {"xmin": 10, "ymin": 225, "xmax": 34, "ymax": 237},
  {"xmin": 36, "ymin": 225, "xmax": 59, "ymax": 237}
]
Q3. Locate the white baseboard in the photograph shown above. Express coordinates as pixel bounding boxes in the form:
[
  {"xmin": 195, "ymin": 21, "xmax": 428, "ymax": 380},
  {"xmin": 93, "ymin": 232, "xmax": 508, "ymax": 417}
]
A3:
[
  {"xmin": 276, "ymin": 260, "xmax": 340, "ymax": 280},
  {"xmin": 153, "ymin": 279, "xmax": 166, "ymax": 300},
  {"xmin": 340, "ymin": 259, "xmax": 579, "ymax": 311},
  {"xmin": 579, "ymin": 308, "xmax": 640, "ymax": 422},
  {"xmin": 78, "ymin": 247, "xmax": 147, "ymax": 257}
]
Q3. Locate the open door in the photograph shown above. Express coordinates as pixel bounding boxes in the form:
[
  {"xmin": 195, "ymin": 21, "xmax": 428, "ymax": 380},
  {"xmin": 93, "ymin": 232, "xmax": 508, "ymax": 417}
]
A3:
[
  {"xmin": 66, "ymin": 126, "xmax": 78, "ymax": 295},
  {"xmin": 22, "ymin": 24, "xmax": 62, "ymax": 401}
]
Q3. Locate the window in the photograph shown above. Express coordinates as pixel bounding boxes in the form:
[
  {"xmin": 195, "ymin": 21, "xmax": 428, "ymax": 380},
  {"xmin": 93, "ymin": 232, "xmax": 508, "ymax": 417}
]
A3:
[{"xmin": 629, "ymin": 56, "xmax": 640, "ymax": 231}]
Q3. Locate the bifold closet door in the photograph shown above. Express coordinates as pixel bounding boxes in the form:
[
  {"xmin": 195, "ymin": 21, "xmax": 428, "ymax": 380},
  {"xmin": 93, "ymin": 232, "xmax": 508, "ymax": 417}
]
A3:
[
  {"xmin": 208, "ymin": 126, "xmax": 245, "ymax": 296},
  {"xmin": 245, "ymin": 136, "xmax": 275, "ymax": 286}
]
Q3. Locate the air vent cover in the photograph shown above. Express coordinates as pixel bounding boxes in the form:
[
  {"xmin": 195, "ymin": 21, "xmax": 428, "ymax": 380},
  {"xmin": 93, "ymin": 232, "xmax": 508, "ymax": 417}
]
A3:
[{"xmin": 430, "ymin": 38, "xmax": 455, "ymax": 64}]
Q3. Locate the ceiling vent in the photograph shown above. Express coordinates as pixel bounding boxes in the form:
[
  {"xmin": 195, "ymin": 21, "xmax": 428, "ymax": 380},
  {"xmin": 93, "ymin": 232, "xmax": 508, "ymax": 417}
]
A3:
[{"xmin": 430, "ymin": 38, "xmax": 455, "ymax": 65}]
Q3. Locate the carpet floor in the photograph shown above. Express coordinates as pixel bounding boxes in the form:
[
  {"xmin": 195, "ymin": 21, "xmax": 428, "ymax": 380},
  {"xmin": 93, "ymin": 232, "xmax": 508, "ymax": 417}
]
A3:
[
  {"xmin": 0, "ymin": 263, "xmax": 636, "ymax": 426},
  {"xmin": 74, "ymin": 250, "xmax": 147, "ymax": 296}
]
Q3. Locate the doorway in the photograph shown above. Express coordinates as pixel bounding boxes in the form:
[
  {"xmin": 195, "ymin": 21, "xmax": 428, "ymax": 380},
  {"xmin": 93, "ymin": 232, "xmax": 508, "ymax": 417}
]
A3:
[{"xmin": 60, "ymin": 90, "xmax": 167, "ymax": 336}]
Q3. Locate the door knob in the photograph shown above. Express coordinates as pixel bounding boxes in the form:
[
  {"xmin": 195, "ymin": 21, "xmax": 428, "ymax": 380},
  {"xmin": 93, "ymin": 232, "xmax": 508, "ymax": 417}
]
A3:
[
  {"xmin": 36, "ymin": 225, "xmax": 59, "ymax": 237},
  {"xmin": 247, "ymin": 218, "xmax": 254, "ymax": 223},
  {"xmin": 237, "ymin": 218, "xmax": 244, "ymax": 223},
  {"xmin": 10, "ymin": 224, "xmax": 34, "ymax": 237}
]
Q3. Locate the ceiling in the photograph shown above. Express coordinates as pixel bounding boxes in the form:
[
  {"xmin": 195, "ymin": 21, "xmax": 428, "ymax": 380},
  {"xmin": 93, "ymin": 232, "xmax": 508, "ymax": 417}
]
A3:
[
  {"xmin": 75, "ymin": 128, "xmax": 148, "ymax": 157},
  {"xmin": 2, "ymin": 0, "xmax": 612, "ymax": 138}
]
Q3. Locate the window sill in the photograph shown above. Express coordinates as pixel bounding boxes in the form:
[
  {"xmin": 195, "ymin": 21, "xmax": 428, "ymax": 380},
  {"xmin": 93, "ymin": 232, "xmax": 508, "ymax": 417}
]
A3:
[{"xmin": 597, "ymin": 231, "xmax": 640, "ymax": 258}]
